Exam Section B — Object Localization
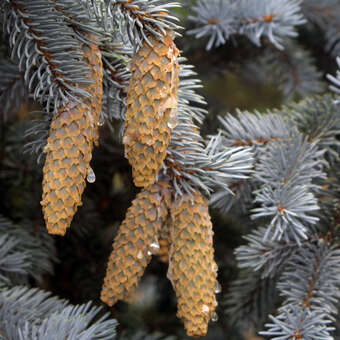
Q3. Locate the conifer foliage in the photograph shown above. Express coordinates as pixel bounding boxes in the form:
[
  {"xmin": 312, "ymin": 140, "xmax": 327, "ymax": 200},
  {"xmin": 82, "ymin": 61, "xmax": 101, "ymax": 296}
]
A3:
[{"xmin": 1, "ymin": 0, "xmax": 340, "ymax": 339}]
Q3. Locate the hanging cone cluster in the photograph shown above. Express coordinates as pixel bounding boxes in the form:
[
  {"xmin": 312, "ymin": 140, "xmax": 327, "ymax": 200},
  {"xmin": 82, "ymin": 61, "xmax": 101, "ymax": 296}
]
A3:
[
  {"xmin": 101, "ymin": 182, "xmax": 171, "ymax": 306},
  {"xmin": 41, "ymin": 36, "xmax": 103, "ymax": 236},
  {"xmin": 100, "ymin": 31, "xmax": 217, "ymax": 337},
  {"xmin": 123, "ymin": 31, "xmax": 180, "ymax": 187},
  {"xmin": 168, "ymin": 191, "xmax": 218, "ymax": 337},
  {"xmin": 100, "ymin": 183, "xmax": 218, "ymax": 337}
]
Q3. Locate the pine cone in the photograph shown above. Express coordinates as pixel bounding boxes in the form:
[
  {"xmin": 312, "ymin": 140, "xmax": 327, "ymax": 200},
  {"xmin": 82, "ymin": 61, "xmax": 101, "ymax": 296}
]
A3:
[
  {"xmin": 101, "ymin": 182, "xmax": 171, "ymax": 306},
  {"xmin": 41, "ymin": 37, "xmax": 103, "ymax": 235},
  {"xmin": 168, "ymin": 192, "xmax": 218, "ymax": 337},
  {"xmin": 123, "ymin": 31, "xmax": 180, "ymax": 187}
]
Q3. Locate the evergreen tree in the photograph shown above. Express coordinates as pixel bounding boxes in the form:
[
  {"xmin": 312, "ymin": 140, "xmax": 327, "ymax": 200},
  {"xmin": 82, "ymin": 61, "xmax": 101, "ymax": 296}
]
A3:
[{"xmin": 1, "ymin": 1, "xmax": 340, "ymax": 339}]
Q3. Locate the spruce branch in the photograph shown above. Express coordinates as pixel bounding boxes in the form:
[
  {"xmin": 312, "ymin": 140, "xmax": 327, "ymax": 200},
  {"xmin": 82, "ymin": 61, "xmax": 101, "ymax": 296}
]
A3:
[
  {"xmin": 261, "ymin": 305, "xmax": 333, "ymax": 340},
  {"xmin": 210, "ymin": 111, "xmax": 292, "ymax": 216},
  {"xmin": 261, "ymin": 243, "xmax": 340, "ymax": 339},
  {"xmin": 176, "ymin": 59, "xmax": 207, "ymax": 125},
  {"xmin": 0, "ymin": 286, "xmax": 117, "ymax": 340},
  {"xmin": 251, "ymin": 133, "xmax": 326, "ymax": 244},
  {"xmin": 327, "ymin": 57, "xmax": 340, "ymax": 94},
  {"xmin": 88, "ymin": 0, "xmax": 181, "ymax": 47},
  {"xmin": 24, "ymin": 115, "xmax": 51, "ymax": 164},
  {"xmin": 224, "ymin": 269, "xmax": 278, "ymax": 328},
  {"xmin": 210, "ymin": 179, "xmax": 253, "ymax": 215},
  {"xmin": 253, "ymin": 185, "xmax": 319, "ymax": 243},
  {"xmin": 163, "ymin": 63, "xmax": 253, "ymax": 197},
  {"xmin": 243, "ymin": 40, "xmax": 325, "ymax": 99},
  {"xmin": 235, "ymin": 227, "xmax": 320, "ymax": 278},
  {"xmin": 302, "ymin": 0, "xmax": 340, "ymax": 57},
  {"xmin": 187, "ymin": 0, "xmax": 306, "ymax": 50},
  {"xmin": 301, "ymin": 0, "xmax": 339, "ymax": 29},
  {"xmin": 253, "ymin": 134, "xmax": 325, "ymax": 189},
  {"xmin": 204, "ymin": 133, "xmax": 254, "ymax": 192},
  {"xmin": 212, "ymin": 95, "xmax": 340, "ymax": 219},
  {"xmin": 0, "ymin": 234, "xmax": 30, "ymax": 285},
  {"xmin": 281, "ymin": 94, "xmax": 340, "ymax": 162},
  {"xmin": 187, "ymin": 0, "xmax": 236, "ymax": 50},
  {"xmin": 0, "ymin": 286, "xmax": 67, "ymax": 340},
  {"xmin": 0, "ymin": 216, "xmax": 56, "ymax": 285},
  {"xmin": 101, "ymin": 52, "xmax": 130, "ymax": 121},
  {"xmin": 52, "ymin": 0, "xmax": 132, "ymax": 126},
  {"xmin": 21, "ymin": 302, "xmax": 117, "ymax": 340},
  {"xmin": 51, "ymin": 0, "xmax": 106, "ymax": 42},
  {"xmin": 0, "ymin": 61, "xmax": 28, "ymax": 121},
  {"xmin": 4, "ymin": 0, "xmax": 92, "ymax": 113},
  {"xmin": 278, "ymin": 243, "xmax": 340, "ymax": 316},
  {"xmin": 236, "ymin": 0, "xmax": 306, "ymax": 50},
  {"xmin": 218, "ymin": 111, "xmax": 291, "ymax": 150},
  {"xmin": 1, "ymin": 121, "xmax": 44, "ymax": 192},
  {"xmin": 325, "ymin": 25, "xmax": 340, "ymax": 59}
]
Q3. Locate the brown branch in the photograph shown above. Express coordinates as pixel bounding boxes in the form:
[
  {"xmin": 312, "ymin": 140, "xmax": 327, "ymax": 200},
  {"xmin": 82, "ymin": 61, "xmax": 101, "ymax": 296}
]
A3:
[
  {"xmin": 10, "ymin": 1, "xmax": 73, "ymax": 94},
  {"xmin": 259, "ymin": 234, "xmax": 320, "ymax": 257},
  {"xmin": 117, "ymin": 0, "xmax": 168, "ymax": 27},
  {"xmin": 302, "ymin": 258, "xmax": 320, "ymax": 308},
  {"xmin": 233, "ymin": 137, "xmax": 280, "ymax": 147},
  {"xmin": 240, "ymin": 14, "xmax": 279, "ymax": 25}
]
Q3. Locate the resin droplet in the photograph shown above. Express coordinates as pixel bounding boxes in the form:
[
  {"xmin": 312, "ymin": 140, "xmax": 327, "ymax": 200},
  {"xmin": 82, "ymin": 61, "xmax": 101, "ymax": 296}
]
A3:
[
  {"xmin": 211, "ymin": 263, "xmax": 218, "ymax": 273},
  {"xmin": 201, "ymin": 304, "xmax": 209, "ymax": 315},
  {"xmin": 167, "ymin": 261, "xmax": 174, "ymax": 288},
  {"xmin": 86, "ymin": 168, "xmax": 96, "ymax": 183},
  {"xmin": 215, "ymin": 281, "xmax": 222, "ymax": 294},
  {"xmin": 211, "ymin": 312, "xmax": 218, "ymax": 322},
  {"xmin": 43, "ymin": 143, "xmax": 50, "ymax": 153},
  {"xmin": 166, "ymin": 268, "xmax": 172, "ymax": 281},
  {"xmin": 167, "ymin": 108, "xmax": 178, "ymax": 129},
  {"xmin": 122, "ymin": 135, "xmax": 132, "ymax": 144},
  {"xmin": 149, "ymin": 239, "xmax": 160, "ymax": 255},
  {"xmin": 98, "ymin": 115, "xmax": 105, "ymax": 126},
  {"xmin": 147, "ymin": 250, "xmax": 152, "ymax": 256},
  {"xmin": 137, "ymin": 250, "xmax": 143, "ymax": 259}
]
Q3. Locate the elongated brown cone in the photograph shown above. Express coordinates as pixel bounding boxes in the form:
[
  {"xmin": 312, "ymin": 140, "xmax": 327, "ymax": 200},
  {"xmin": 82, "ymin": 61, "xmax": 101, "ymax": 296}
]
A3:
[
  {"xmin": 101, "ymin": 182, "xmax": 171, "ymax": 306},
  {"xmin": 41, "ymin": 36, "xmax": 103, "ymax": 236},
  {"xmin": 123, "ymin": 31, "xmax": 180, "ymax": 187},
  {"xmin": 168, "ymin": 192, "xmax": 218, "ymax": 337}
]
